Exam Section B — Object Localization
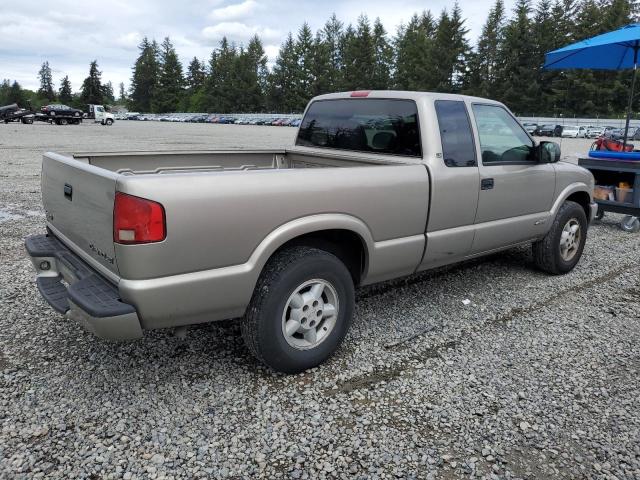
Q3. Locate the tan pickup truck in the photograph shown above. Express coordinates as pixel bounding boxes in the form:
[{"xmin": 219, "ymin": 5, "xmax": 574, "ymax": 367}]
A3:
[{"xmin": 25, "ymin": 91, "xmax": 597, "ymax": 373}]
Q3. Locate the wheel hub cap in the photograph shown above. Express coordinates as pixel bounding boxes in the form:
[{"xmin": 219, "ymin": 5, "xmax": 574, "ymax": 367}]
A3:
[
  {"xmin": 282, "ymin": 279, "xmax": 339, "ymax": 350},
  {"xmin": 559, "ymin": 218, "xmax": 581, "ymax": 261}
]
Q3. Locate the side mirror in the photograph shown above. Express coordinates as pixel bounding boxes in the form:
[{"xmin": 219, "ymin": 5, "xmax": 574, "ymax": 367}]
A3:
[{"xmin": 538, "ymin": 141, "xmax": 561, "ymax": 163}]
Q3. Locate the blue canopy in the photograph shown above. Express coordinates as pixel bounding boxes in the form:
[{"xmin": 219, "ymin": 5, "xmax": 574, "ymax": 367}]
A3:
[{"xmin": 544, "ymin": 24, "xmax": 640, "ymax": 70}]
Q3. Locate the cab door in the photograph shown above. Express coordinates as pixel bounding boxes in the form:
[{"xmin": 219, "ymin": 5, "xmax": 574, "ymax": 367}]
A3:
[
  {"xmin": 469, "ymin": 104, "xmax": 556, "ymax": 254},
  {"xmin": 95, "ymin": 106, "xmax": 105, "ymax": 122},
  {"xmin": 419, "ymin": 99, "xmax": 480, "ymax": 270}
]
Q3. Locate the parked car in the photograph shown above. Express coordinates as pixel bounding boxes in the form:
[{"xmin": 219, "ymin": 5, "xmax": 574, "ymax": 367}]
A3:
[
  {"xmin": 39, "ymin": 104, "xmax": 84, "ymax": 125},
  {"xmin": 25, "ymin": 90, "xmax": 596, "ymax": 373},
  {"xmin": 537, "ymin": 124, "xmax": 563, "ymax": 136},
  {"xmin": 522, "ymin": 122, "xmax": 538, "ymax": 135},
  {"xmin": 561, "ymin": 125, "xmax": 587, "ymax": 138},
  {"xmin": 586, "ymin": 126, "xmax": 604, "ymax": 138}
]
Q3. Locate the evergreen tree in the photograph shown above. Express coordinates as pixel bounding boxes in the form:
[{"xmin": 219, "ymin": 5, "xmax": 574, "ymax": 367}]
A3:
[
  {"xmin": 345, "ymin": 15, "xmax": 376, "ymax": 89},
  {"xmin": 0, "ymin": 80, "xmax": 10, "ymax": 105},
  {"xmin": 80, "ymin": 60, "xmax": 104, "ymax": 105},
  {"xmin": 372, "ymin": 18, "xmax": 393, "ymax": 90},
  {"xmin": 154, "ymin": 37, "xmax": 185, "ymax": 113},
  {"xmin": 431, "ymin": 5, "xmax": 471, "ymax": 92},
  {"xmin": 245, "ymin": 35, "xmax": 268, "ymax": 111},
  {"xmin": 495, "ymin": 0, "xmax": 540, "ymax": 114},
  {"xmin": 8, "ymin": 81, "xmax": 26, "ymax": 106},
  {"xmin": 59, "ymin": 76, "xmax": 73, "ymax": 104},
  {"xmin": 102, "ymin": 80, "xmax": 115, "ymax": 104},
  {"xmin": 129, "ymin": 37, "xmax": 160, "ymax": 112},
  {"xmin": 465, "ymin": 0, "xmax": 505, "ymax": 97},
  {"xmin": 268, "ymin": 33, "xmax": 299, "ymax": 112},
  {"xmin": 118, "ymin": 82, "xmax": 127, "ymax": 103},
  {"xmin": 38, "ymin": 61, "xmax": 55, "ymax": 101},
  {"xmin": 186, "ymin": 57, "xmax": 206, "ymax": 90},
  {"xmin": 205, "ymin": 37, "xmax": 241, "ymax": 112},
  {"xmin": 311, "ymin": 30, "xmax": 333, "ymax": 95},
  {"xmin": 394, "ymin": 12, "xmax": 437, "ymax": 90},
  {"xmin": 321, "ymin": 14, "xmax": 344, "ymax": 92},
  {"xmin": 293, "ymin": 23, "xmax": 316, "ymax": 110}
]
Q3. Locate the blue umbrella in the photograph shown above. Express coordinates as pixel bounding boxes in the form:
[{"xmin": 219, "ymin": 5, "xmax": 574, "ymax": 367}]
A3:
[{"xmin": 544, "ymin": 23, "xmax": 640, "ymax": 146}]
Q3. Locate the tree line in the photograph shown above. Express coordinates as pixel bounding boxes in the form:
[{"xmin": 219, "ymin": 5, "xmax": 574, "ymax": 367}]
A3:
[
  {"xmin": 1, "ymin": 0, "xmax": 636, "ymax": 116},
  {"xmin": 0, "ymin": 60, "xmax": 120, "ymax": 111}
]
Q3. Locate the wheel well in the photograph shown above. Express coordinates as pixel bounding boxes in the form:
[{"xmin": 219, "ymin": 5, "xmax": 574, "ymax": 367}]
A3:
[
  {"xmin": 276, "ymin": 229, "xmax": 367, "ymax": 285},
  {"xmin": 566, "ymin": 191, "xmax": 591, "ymax": 219}
]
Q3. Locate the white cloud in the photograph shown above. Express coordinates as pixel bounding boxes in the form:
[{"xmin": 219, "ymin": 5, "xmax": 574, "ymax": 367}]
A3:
[
  {"xmin": 0, "ymin": 0, "xmax": 517, "ymax": 91},
  {"xmin": 114, "ymin": 32, "xmax": 142, "ymax": 50},
  {"xmin": 201, "ymin": 22, "xmax": 280, "ymax": 45},
  {"xmin": 209, "ymin": 0, "xmax": 258, "ymax": 22}
]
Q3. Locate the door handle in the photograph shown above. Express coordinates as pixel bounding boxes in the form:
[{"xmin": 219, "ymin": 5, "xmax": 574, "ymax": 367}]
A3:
[{"xmin": 481, "ymin": 178, "xmax": 494, "ymax": 190}]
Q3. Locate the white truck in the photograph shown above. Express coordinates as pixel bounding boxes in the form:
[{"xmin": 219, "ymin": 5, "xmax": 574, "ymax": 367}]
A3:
[{"xmin": 86, "ymin": 105, "xmax": 115, "ymax": 125}]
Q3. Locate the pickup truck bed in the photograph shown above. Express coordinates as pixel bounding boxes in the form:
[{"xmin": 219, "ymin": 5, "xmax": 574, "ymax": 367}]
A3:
[{"xmin": 74, "ymin": 148, "xmax": 409, "ymax": 174}]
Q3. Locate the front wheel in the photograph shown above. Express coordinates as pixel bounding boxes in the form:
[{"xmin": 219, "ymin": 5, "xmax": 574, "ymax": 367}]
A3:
[
  {"xmin": 105, "ymin": 118, "xmax": 113, "ymax": 126},
  {"xmin": 532, "ymin": 201, "xmax": 588, "ymax": 274},
  {"xmin": 241, "ymin": 246, "xmax": 355, "ymax": 373}
]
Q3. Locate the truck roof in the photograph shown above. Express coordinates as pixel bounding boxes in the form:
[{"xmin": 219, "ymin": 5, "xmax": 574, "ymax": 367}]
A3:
[{"xmin": 311, "ymin": 90, "xmax": 505, "ymax": 106}]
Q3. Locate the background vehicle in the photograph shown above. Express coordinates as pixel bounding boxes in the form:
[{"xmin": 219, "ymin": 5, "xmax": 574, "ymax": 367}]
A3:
[
  {"xmin": 587, "ymin": 126, "xmax": 604, "ymax": 138},
  {"xmin": 522, "ymin": 122, "xmax": 538, "ymax": 135},
  {"xmin": 25, "ymin": 91, "xmax": 596, "ymax": 373},
  {"xmin": 561, "ymin": 125, "xmax": 587, "ymax": 138},
  {"xmin": 538, "ymin": 124, "xmax": 563, "ymax": 136},
  {"xmin": 0, "ymin": 103, "xmax": 34, "ymax": 124},
  {"xmin": 39, "ymin": 104, "xmax": 83, "ymax": 125},
  {"xmin": 85, "ymin": 104, "xmax": 115, "ymax": 125}
]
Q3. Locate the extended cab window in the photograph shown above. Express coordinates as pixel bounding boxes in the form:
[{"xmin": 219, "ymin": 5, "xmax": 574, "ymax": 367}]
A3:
[
  {"xmin": 435, "ymin": 100, "xmax": 476, "ymax": 167},
  {"xmin": 296, "ymin": 99, "xmax": 421, "ymax": 157},
  {"xmin": 472, "ymin": 104, "xmax": 534, "ymax": 164}
]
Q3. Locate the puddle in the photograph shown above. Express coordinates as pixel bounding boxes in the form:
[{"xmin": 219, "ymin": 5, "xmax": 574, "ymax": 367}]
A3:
[
  {"xmin": 0, "ymin": 206, "xmax": 43, "ymax": 222},
  {"xmin": 0, "ymin": 209, "xmax": 24, "ymax": 222}
]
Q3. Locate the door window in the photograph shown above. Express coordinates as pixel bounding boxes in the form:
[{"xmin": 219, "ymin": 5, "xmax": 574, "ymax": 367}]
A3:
[
  {"xmin": 435, "ymin": 100, "xmax": 476, "ymax": 167},
  {"xmin": 472, "ymin": 104, "xmax": 534, "ymax": 164}
]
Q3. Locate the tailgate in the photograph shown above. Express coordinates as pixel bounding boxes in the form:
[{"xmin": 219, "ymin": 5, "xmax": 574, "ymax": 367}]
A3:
[{"xmin": 41, "ymin": 153, "xmax": 119, "ymax": 275}]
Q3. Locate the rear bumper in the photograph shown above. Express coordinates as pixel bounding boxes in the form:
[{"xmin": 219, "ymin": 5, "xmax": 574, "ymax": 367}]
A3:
[{"xmin": 25, "ymin": 234, "xmax": 143, "ymax": 340}]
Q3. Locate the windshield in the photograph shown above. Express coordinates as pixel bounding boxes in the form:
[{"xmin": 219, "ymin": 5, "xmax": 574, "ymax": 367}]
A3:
[{"xmin": 296, "ymin": 98, "xmax": 421, "ymax": 157}]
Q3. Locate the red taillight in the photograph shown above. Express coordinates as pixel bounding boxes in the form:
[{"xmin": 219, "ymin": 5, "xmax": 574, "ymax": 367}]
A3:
[
  {"xmin": 113, "ymin": 192, "xmax": 166, "ymax": 244},
  {"xmin": 350, "ymin": 90, "xmax": 371, "ymax": 97}
]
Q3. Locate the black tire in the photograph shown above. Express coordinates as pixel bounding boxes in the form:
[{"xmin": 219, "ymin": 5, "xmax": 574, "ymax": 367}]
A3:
[
  {"xmin": 532, "ymin": 201, "xmax": 588, "ymax": 274},
  {"xmin": 105, "ymin": 118, "xmax": 113, "ymax": 126},
  {"xmin": 241, "ymin": 246, "xmax": 355, "ymax": 374}
]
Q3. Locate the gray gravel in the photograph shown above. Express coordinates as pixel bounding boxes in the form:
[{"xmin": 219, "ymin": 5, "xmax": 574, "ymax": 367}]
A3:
[{"xmin": 1, "ymin": 121, "xmax": 639, "ymax": 479}]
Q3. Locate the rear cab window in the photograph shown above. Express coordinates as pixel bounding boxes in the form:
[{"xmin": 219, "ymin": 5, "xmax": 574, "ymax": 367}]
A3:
[
  {"xmin": 296, "ymin": 99, "xmax": 422, "ymax": 157},
  {"xmin": 434, "ymin": 100, "xmax": 477, "ymax": 167}
]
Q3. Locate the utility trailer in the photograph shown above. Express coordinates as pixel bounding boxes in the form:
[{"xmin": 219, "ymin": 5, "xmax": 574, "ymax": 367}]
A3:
[
  {"xmin": 0, "ymin": 103, "xmax": 35, "ymax": 124},
  {"xmin": 578, "ymin": 155, "xmax": 640, "ymax": 232}
]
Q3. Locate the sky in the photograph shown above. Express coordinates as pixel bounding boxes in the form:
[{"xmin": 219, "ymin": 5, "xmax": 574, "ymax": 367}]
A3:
[{"xmin": 0, "ymin": 0, "xmax": 515, "ymax": 93}]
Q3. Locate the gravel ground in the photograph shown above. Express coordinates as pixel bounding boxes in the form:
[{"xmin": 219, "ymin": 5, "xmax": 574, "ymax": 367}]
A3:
[{"xmin": 1, "ymin": 121, "xmax": 639, "ymax": 479}]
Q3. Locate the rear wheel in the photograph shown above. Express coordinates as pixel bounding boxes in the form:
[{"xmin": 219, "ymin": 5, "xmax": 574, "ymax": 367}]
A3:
[
  {"xmin": 241, "ymin": 246, "xmax": 355, "ymax": 373},
  {"xmin": 532, "ymin": 201, "xmax": 587, "ymax": 274}
]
